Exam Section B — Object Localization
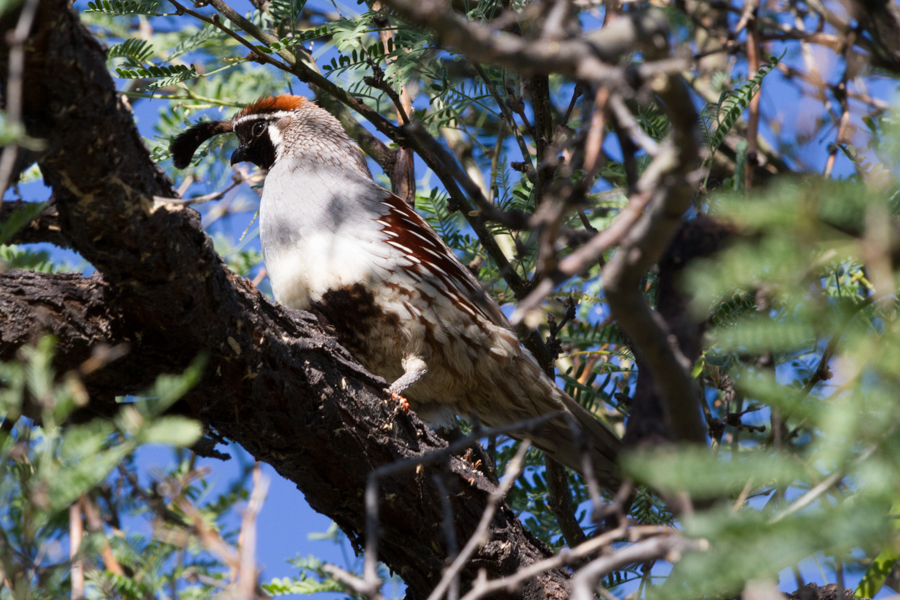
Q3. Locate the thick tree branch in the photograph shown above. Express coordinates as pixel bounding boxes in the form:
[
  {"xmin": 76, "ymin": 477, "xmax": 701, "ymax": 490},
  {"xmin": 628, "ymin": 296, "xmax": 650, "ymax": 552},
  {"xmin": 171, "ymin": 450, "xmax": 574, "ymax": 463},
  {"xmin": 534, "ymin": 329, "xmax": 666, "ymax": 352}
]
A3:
[
  {"xmin": 374, "ymin": 0, "xmax": 668, "ymax": 83},
  {"xmin": 601, "ymin": 76, "xmax": 708, "ymax": 445},
  {"xmin": 0, "ymin": 270, "xmax": 159, "ymax": 422},
  {"xmin": 623, "ymin": 217, "xmax": 733, "ymax": 445},
  {"xmin": 0, "ymin": 2, "xmax": 569, "ymax": 598}
]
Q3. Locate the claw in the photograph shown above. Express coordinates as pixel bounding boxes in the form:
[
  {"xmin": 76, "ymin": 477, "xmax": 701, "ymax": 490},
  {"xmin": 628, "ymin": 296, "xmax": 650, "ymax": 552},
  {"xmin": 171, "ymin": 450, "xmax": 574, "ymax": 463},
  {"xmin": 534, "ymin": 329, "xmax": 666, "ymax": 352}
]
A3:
[{"xmin": 390, "ymin": 391, "xmax": 410, "ymax": 412}]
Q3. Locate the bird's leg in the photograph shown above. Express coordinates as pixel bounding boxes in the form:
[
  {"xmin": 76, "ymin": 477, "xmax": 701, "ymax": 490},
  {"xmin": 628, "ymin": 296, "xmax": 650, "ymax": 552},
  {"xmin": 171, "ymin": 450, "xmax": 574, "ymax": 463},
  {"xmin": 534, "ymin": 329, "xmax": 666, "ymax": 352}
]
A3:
[{"xmin": 388, "ymin": 355, "xmax": 428, "ymax": 412}]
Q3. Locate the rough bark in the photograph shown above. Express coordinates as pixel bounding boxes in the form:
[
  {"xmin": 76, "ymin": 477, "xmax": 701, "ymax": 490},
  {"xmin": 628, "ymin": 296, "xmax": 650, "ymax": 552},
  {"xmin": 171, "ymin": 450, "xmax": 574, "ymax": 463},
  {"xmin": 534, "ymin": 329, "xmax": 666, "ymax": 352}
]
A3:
[
  {"xmin": 622, "ymin": 216, "xmax": 732, "ymax": 445},
  {"xmin": 0, "ymin": 1, "xmax": 570, "ymax": 597}
]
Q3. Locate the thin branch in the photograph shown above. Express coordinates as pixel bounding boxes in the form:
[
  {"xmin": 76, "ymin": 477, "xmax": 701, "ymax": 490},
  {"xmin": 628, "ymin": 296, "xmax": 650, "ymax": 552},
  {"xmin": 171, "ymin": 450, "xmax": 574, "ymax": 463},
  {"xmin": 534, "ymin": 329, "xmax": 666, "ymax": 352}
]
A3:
[
  {"xmin": 541, "ymin": 0, "xmax": 575, "ymax": 41},
  {"xmin": 583, "ymin": 88, "xmax": 610, "ymax": 174},
  {"xmin": 0, "ymin": 0, "xmax": 42, "ymax": 201},
  {"xmin": 599, "ymin": 73, "xmax": 707, "ymax": 444},
  {"xmin": 823, "ymin": 33, "xmax": 856, "ymax": 178},
  {"xmin": 571, "ymin": 535, "xmax": 706, "ymax": 600},
  {"xmin": 744, "ymin": 2, "xmax": 761, "ymax": 190},
  {"xmin": 432, "ymin": 474, "xmax": 460, "ymax": 600},
  {"xmin": 363, "ymin": 412, "xmax": 565, "ymax": 600},
  {"xmin": 769, "ymin": 446, "xmax": 876, "ymax": 524},
  {"xmin": 363, "ymin": 62, "xmax": 409, "ymax": 125},
  {"xmin": 473, "ymin": 63, "xmax": 535, "ymax": 181},
  {"xmin": 459, "ymin": 523, "xmax": 629, "ymax": 600},
  {"xmin": 545, "ymin": 457, "xmax": 587, "ymax": 548},
  {"xmin": 426, "ymin": 442, "xmax": 531, "ymax": 600},
  {"xmin": 167, "ymin": 0, "xmax": 292, "ymax": 75},
  {"xmin": 607, "ymin": 95, "xmax": 659, "ymax": 157},
  {"xmin": 69, "ymin": 501, "xmax": 84, "ymax": 600},
  {"xmin": 405, "ymin": 124, "xmax": 528, "ymax": 229},
  {"xmin": 322, "ymin": 564, "xmax": 386, "ymax": 600},
  {"xmin": 82, "ymin": 497, "xmax": 125, "ymax": 576},
  {"xmin": 374, "ymin": 0, "xmax": 673, "ymax": 85},
  {"xmin": 236, "ymin": 465, "xmax": 269, "ymax": 600},
  {"xmin": 512, "ymin": 188, "xmax": 654, "ymax": 322},
  {"xmin": 153, "ymin": 171, "xmax": 243, "ymax": 206},
  {"xmin": 799, "ymin": 298, "xmax": 873, "ymax": 396}
]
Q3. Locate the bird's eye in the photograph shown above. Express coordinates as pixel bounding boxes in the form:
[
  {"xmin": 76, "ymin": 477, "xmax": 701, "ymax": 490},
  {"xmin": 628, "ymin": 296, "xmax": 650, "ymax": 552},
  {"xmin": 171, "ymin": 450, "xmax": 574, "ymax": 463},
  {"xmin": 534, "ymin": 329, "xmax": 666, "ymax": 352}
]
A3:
[{"xmin": 252, "ymin": 121, "xmax": 267, "ymax": 136}]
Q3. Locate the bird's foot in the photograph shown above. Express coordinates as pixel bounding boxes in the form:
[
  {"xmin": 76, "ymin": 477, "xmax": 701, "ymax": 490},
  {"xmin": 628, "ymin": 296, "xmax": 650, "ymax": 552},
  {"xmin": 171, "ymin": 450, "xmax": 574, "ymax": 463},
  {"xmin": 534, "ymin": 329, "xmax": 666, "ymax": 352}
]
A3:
[{"xmin": 390, "ymin": 391, "xmax": 410, "ymax": 412}]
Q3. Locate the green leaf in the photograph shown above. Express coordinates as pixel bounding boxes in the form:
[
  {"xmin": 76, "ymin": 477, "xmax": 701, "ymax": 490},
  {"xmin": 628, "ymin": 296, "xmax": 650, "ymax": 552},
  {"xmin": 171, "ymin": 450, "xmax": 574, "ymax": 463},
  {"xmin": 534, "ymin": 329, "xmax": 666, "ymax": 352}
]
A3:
[
  {"xmin": 0, "ymin": 201, "xmax": 47, "ymax": 246},
  {"xmin": 854, "ymin": 498, "xmax": 900, "ymax": 597},
  {"xmin": 108, "ymin": 38, "xmax": 153, "ymax": 67},
  {"xmin": 115, "ymin": 63, "xmax": 198, "ymax": 81},
  {"xmin": 622, "ymin": 446, "xmax": 806, "ymax": 499},
  {"xmin": 48, "ymin": 444, "xmax": 133, "ymax": 510},
  {"xmin": 700, "ymin": 50, "xmax": 785, "ymax": 158},
  {"xmin": 140, "ymin": 416, "xmax": 202, "ymax": 446},
  {"xmin": 137, "ymin": 354, "xmax": 206, "ymax": 416},
  {"xmin": 85, "ymin": 0, "xmax": 163, "ymax": 16}
]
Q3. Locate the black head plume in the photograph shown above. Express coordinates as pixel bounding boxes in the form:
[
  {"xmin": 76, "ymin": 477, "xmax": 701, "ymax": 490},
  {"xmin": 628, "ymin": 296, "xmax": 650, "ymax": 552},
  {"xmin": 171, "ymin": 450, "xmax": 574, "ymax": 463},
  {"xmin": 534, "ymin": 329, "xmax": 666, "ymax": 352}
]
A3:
[{"xmin": 170, "ymin": 120, "xmax": 234, "ymax": 169}]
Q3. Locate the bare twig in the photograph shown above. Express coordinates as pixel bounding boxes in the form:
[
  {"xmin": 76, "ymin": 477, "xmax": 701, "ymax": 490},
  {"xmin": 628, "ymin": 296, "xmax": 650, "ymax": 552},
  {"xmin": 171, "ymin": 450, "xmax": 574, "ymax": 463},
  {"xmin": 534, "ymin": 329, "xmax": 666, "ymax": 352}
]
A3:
[
  {"xmin": 82, "ymin": 497, "xmax": 125, "ymax": 576},
  {"xmin": 0, "ymin": 0, "xmax": 42, "ymax": 202},
  {"xmin": 176, "ymin": 496, "xmax": 240, "ymax": 569},
  {"xmin": 364, "ymin": 63, "xmax": 409, "ymax": 125},
  {"xmin": 541, "ymin": 0, "xmax": 575, "ymax": 41},
  {"xmin": 607, "ymin": 95, "xmax": 660, "ymax": 157},
  {"xmin": 823, "ymin": 35, "xmax": 856, "ymax": 178},
  {"xmin": 405, "ymin": 123, "xmax": 530, "ymax": 230},
  {"xmin": 595, "ymin": 57, "xmax": 708, "ymax": 445},
  {"xmin": 167, "ymin": 0, "xmax": 291, "ymax": 74},
  {"xmin": 571, "ymin": 535, "xmax": 707, "ymax": 600},
  {"xmin": 583, "ymin": 88, "xmax": 610, "ymax": 174},
  {"xmin": 458, "ymin": 522, "xmax": 630, "ymax": 600},
  {"xmin": 512, "ymin": 188, "xmax": 654, "ymax": 322},
  {"xmin": 769, "ymin": 446, "xmax": 875, "ymax": 524},
  {"xmin": 374, "ymin": 0, "xmax": 675, "ymax": 87},
  {"xmin": 472, "ymin": 63, "xmax": 535, "ymax": 181},
  {"xmin": 322, "ymin": 564, "xmax": 386, "ymax": 600},
  {"xmin": 432, "ymin": 474, "xmax": 460, "ymax": 600},
  {"xmin": 744, "ymin": 2, "xmax": 761, "ymax": 189},
  {"xmin": 359, "ymin": 412, "xmax": 564, "ymax": 600},
  {"xmin": 562, "ymin": 85, "xmax": 583, "ymax": 125},
  {"xmin": 153, "ymin": 171, "xmax": 244, "ymax": 206},
  {"xmin": 545, "ymin": 457, "xmax": 587, "ymax": 548},
  {"xmin": 236, "ymin": 465, "xmax": 269, "ymax": 600},
  {"xmin": 799, "ymin": 298, "xmax": 873, "ymax": 396},
  {"xmin": 426, "ymin": 442, "xmax": 531, "ymax": 600},
  {"xmin": 371, "ymin": 3, "xmax": 413, "ymax": 125},
  {"xmin": 70, "ymin": 500, "xmax": 84, "ymax": 600}
]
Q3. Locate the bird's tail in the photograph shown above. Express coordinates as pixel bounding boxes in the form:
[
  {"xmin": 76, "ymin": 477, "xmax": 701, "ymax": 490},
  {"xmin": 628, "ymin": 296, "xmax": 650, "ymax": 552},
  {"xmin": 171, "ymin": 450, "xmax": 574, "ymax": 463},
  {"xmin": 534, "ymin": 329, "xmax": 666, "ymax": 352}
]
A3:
[{"xmin": 521, "ymin": 391, "xmax": 622, "ymax": 493}]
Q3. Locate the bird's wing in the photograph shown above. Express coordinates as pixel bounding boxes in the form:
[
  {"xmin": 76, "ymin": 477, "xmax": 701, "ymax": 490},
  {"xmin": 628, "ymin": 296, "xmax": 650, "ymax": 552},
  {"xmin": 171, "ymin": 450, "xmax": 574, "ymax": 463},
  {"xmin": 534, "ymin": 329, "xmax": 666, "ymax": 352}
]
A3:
[{"xmin": 374, "ymin": 191, "xmax": 512, "ymax": 330}]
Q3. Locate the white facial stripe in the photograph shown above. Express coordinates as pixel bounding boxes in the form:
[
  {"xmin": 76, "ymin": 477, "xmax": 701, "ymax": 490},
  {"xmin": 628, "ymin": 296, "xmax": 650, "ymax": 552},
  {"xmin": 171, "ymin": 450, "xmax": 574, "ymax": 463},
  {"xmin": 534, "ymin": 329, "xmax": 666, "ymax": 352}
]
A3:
[
  {"xmin": 231, "ymin": 110, "xmax": 295, "ymax": 127},
  {"xmin": 268, "ymin": 123, "xmax": 284, "ymax": 161}
]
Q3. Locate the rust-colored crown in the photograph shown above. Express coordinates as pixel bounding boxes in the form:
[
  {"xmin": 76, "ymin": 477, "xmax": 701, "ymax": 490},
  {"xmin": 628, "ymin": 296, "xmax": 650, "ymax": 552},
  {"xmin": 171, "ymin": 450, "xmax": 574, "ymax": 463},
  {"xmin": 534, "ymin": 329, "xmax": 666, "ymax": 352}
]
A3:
[
  {"xmin": 170, "ymin": 95, "xmax": 311, "ymax": 169},
  {"xmin": 234, "ymin": 95, "xmax": 308, "ymax": 120}
]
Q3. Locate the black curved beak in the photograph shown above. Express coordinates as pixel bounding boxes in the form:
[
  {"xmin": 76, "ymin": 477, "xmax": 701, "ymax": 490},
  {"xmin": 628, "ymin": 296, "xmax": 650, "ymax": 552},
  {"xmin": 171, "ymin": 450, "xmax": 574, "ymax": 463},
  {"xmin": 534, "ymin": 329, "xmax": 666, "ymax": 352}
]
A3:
[{"xmin": 231, "ymin": 145, "xmax": 249, "ymax": 166}]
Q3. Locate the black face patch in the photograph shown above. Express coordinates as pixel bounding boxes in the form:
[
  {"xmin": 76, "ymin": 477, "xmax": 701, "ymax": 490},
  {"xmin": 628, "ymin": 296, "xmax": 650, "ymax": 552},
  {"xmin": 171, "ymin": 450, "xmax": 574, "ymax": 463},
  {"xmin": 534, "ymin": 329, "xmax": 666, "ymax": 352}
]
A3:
[{"xmin": 233, "ymin": 118, "xmax": 277, "ymax": 170}]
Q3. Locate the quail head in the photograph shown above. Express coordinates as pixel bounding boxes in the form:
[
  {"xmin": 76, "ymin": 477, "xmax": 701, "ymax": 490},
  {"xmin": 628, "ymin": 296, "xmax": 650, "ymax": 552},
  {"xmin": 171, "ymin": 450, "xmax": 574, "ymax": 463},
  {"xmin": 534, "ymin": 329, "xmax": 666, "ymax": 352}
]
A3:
[{"xmin": 171, "ymin": 95, "xmax": 622, "ymax": 490}]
